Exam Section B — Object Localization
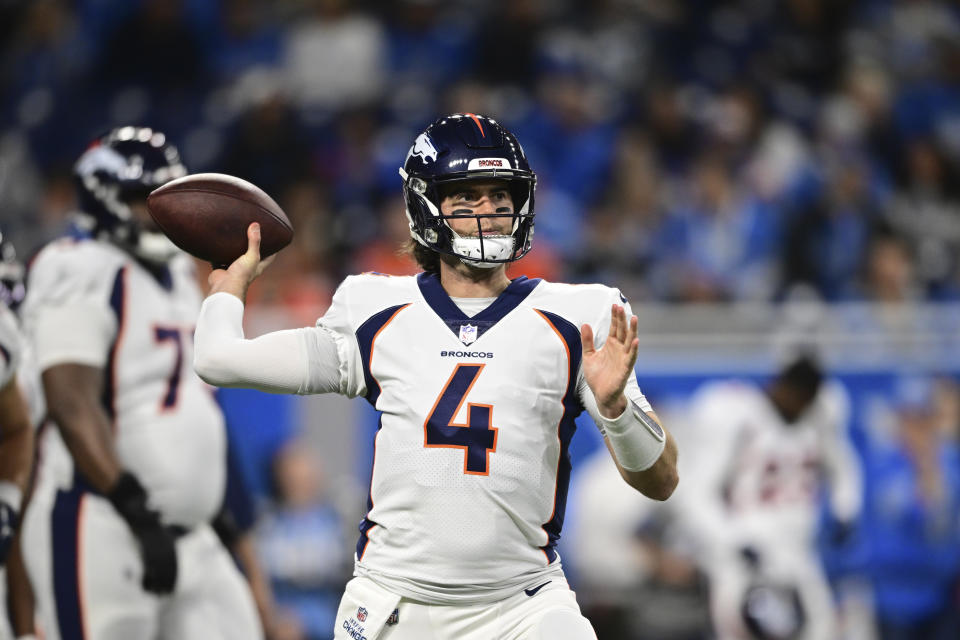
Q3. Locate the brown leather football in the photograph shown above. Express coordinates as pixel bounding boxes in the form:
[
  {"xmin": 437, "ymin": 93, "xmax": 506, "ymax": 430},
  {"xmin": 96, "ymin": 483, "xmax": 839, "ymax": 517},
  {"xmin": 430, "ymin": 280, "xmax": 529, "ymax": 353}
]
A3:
[{"xmin": 147, "ymin": 173, "xmax": 293, "ymax": 267}]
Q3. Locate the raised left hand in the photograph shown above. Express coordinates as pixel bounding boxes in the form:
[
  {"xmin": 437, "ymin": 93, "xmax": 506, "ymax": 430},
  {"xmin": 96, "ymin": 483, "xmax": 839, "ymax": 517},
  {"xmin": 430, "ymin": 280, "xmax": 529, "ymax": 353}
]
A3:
[{"xmin": 581, "ymin": 304, "xmax": 639, "ymax": 419}]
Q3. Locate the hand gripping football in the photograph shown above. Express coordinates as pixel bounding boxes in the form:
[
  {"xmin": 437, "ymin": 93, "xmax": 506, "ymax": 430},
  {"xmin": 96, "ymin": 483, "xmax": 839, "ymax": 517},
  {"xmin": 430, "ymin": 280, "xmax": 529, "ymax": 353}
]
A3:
[{"xmin": 147, "ymin": 173, "xmax": 293, "ymax": 267}]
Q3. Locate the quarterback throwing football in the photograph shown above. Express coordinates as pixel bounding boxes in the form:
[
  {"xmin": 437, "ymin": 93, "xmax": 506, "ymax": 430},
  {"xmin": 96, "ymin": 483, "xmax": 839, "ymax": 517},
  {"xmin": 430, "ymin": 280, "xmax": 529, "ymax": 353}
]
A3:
[{"xmin": 194, "ymin": 114, "xmax": 679, "ymax": 640}]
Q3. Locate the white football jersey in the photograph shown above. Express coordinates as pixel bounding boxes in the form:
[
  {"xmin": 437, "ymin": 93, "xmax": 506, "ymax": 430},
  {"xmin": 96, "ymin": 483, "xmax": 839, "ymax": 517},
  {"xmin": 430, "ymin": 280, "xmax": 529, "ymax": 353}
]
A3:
[
  {"xmin": 21, "ymin": 238, "xmax": 225, "ymax": 527},
  {"xmin": 317, "ymin": 272, "xmax": 643, "ymax": 604},
  {"xmin": 679, "ymin": 379, "xmax": 861, "ymax": 558}
]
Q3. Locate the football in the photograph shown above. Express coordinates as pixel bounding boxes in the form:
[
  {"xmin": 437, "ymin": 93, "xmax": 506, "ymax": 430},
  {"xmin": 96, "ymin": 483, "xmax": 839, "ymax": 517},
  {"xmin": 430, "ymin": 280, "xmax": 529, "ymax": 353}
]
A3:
[{"xmin": 147, "ymin": 173, "xmax": 293, "ymax": 267}]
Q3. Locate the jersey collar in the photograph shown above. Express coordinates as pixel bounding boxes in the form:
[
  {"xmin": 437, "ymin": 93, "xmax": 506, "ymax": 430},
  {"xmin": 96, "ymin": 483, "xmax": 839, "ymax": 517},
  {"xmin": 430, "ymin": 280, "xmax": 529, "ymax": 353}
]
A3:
[{"xmin": 416, "ymin": 272, "xmax": 541, "ymax": 343}]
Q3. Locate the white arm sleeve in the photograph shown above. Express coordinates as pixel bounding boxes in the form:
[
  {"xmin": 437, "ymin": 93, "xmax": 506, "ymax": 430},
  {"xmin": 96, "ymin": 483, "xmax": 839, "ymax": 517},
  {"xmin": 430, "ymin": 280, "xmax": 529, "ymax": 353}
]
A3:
[
  {"xmin": 579, "ymin": 374, "xmax": 663, "ymax": 471},
  {"xmin": 193, "ymin": 292, "xmax": 342, "ymax": 395}
]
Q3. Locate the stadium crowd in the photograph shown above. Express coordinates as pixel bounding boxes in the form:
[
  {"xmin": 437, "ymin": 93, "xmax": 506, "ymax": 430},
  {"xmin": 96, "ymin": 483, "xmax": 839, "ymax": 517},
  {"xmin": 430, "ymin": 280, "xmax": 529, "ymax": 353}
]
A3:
[
  {"xmin": 2, "ymin": 0, "xmax": 960, "ymax": 310},
  {"xmin": 1, "ymin": 1, "xmax": 960, "ymax": 639}
]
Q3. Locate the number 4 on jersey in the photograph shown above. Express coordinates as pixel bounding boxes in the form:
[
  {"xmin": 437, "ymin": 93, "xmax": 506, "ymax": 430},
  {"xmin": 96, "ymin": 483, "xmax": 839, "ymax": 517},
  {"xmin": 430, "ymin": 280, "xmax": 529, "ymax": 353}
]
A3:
[{"xmin": 424, "ymin": 364, "xmax": 498, "ymax": 475}]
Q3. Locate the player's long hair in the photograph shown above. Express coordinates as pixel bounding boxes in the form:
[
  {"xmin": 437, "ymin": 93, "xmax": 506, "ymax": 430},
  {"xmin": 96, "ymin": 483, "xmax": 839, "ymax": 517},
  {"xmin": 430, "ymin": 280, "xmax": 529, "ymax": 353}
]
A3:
[{"xmin": 405, "ymin": 239, "xmax": 440, "ymax": 275}]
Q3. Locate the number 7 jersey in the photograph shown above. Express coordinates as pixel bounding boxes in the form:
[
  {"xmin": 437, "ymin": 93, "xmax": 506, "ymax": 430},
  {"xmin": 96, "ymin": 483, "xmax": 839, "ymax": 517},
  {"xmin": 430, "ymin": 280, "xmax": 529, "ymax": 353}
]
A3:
[
  {"xmin": 317, "ymin": 272, "xmax": 642, "ymax": 604},
  {"xmin": 21, "ymin": 238, "xmax": 226, "ymax": 528}
]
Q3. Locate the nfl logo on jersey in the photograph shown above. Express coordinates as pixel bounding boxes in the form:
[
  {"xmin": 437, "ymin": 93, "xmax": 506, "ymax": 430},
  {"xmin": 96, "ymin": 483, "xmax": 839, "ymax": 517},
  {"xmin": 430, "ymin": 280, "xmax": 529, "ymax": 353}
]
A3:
[
  {"xmin": 386, "ymin": 608, "xmax": 399, "ymax": 626},
  {"xmin": 459, "ymin": 324, "xmax": 477, "ymax": 345},
  {"xmin": 357, "ymin": 607, "xmax": 367, "ymax": 622}
]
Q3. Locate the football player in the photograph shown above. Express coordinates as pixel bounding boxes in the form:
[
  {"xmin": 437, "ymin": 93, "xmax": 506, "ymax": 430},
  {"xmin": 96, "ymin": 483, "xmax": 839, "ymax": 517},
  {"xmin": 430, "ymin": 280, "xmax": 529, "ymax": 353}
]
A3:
[
  {"xmin": 193, "ymin": 113, "xmax": 679, "ymax": 640},
  {"xmin": 678, "ymin": 355, "xmax": 862, "ymax": 640},
  {"xmin": 0, "ymin": 229, "xmax": 40, "ymax": 640},
  {"xmin": 18, "ymin": 127, "xmax": 263, "ymax": 640}
]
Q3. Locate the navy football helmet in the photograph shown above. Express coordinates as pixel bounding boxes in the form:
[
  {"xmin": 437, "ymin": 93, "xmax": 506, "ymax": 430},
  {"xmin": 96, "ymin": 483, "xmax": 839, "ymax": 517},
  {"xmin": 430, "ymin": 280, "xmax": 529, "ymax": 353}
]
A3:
[
  {"xmin": 0, "ymin": 227, "xmax": 25, "ymax": 310},
  {"xmin": 74, "ymin": 126, "xmax": 187, "ymax": 263},
  {"xmin": 400, "ymin": 113, "xmax": 536, "ymax": 267}
]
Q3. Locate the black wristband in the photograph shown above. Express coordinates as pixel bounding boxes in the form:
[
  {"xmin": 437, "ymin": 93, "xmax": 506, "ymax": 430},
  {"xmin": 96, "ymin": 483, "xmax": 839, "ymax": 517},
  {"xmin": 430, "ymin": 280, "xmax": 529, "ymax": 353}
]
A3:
[{"xmin": 106, "ymin": 471, "xmax": 157, "ymax": 529}]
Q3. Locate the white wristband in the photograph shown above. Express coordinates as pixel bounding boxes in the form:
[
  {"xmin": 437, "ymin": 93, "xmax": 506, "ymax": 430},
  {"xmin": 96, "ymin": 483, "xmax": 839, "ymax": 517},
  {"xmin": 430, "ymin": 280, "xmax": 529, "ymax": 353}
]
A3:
[
  {"xmin": 599, "ymin": 399, "xmax": 666, "ymax": 472},
  {"xmin": 0, "ymin": 480, "xmax": 23, "ymax": 512}
]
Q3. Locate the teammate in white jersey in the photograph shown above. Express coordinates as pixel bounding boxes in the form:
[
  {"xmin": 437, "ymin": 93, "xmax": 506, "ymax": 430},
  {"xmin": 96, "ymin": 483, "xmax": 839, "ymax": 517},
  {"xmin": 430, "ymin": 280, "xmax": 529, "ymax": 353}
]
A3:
[
  {"xmin": 193, "ymin": 113, "xmax": 679, "ymax": 640},
  {"xmin": 18, "ymin": 127, "xmax": 262, "ymax": 640},
  {"xmin": 0, "ymin": 229, "xmax": 39, "ymax": 640},
  {"xmin": 678, "ymin": 355, "xmax": 862, "ymax": 640}
]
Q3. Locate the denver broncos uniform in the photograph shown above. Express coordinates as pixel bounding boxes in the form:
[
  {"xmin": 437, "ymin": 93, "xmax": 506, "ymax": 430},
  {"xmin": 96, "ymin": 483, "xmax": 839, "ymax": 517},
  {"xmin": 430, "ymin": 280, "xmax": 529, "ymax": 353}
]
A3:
[
  {"xmin": 0, "ymin": 302, "xmax": 44, "ymax": 640},
  {"xmin": 305, "ymin": 272, "xmax": 652, "ymax": 637},
  {"xmin": 194, "ymin": 113, "xmax": 671, "ymax": 640},
  {"xmin": 19, "ymin": 238, "xmax": 261, "ymax": 640},
  {"xmin": 0, "ymin": 304, "xmax": 23, "ymax": 390},
  {"xmin": 679, "ymin": 380, "xmax": 862, "ymax": 640}
]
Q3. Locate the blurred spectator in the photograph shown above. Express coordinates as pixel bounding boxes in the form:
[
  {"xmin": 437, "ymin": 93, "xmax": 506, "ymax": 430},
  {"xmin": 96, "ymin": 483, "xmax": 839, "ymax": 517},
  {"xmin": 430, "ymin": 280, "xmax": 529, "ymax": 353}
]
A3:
[
  {"xmin": 350, "ymin": 193, "xmax": 420, "ymax": 276},
  {"xmin": 257, "ymin": 442, "xmax": 350, "ymax": 640},
  {"xmin": 652, "ymin": 150, "xmax": 781, "ymax": 301},
  {"xmin": 218, "ymin": 86, "xmax": 314, "ymax": 201},
  {"xmin": 884, "ymin": 138, "xmax": 960, "ymax": 299},
  {"xmin": 282, "ymin": 0, "xmax": 386, "ymax": 113},
  {"xmin": 474, "ymin": 0, "xmax": 547, "ymax": 89},
  {"xmin": 206, "ymin": 0, "xmax": 283, "ymax": 81},
  {"xmin": 0, "ymin": 0, "xmax": 88, "ymax": 97},
  {"xmin": 213, "ymin": 437, "xmax": 281, "ymax": 639},
  {"xmin": 93, "ymin": 0, "xmax": 208, "ymax": 91},
  {"xmin": 853, "ymin": 231, "xmax": 922, "ymax": 304},
  {"xmin": 568, "ymin": 449, "xmax": 710, "ymax": 640},
  {"xmin": 782, "ymin": 157, "xmax": 882, "ymax": 300},
  {"xmin": 860, "ymin": 374, "xmax": 960, "ymax": 640},
  {"xmin": 642, "ymin": 81, "xmax": 700, "ymax": 175},
  {"xmin": 320, "ymin": 107, "xmax": 386, "ymax": 215},
  {"xmin": 836, "ymin": 64, "xmax": 898, "ymax": 175},
  {"xmin": 574, "ymin": 129, "xmax": 666, "ymax": 300},
  {"xmin": 245, "ymin": 180, "xmax": 335, "ymax": 325},
  {"xmin": 765, "ymin": 0, "xmax": 854, "ymax": 110},
  {"xmin": 632, "ymin": 513, "xmax": 712, "ymax": 640},
  {"xmin": 382, "ymin": 0, "xmax": 476, "ymax": 97},
  {"xmin": 505, "ymin": 238, "xmax": 563, "ymax": 282},
  {"xmin": 518, "ymin": 60, "xmax": 618, "ymax": 208}
]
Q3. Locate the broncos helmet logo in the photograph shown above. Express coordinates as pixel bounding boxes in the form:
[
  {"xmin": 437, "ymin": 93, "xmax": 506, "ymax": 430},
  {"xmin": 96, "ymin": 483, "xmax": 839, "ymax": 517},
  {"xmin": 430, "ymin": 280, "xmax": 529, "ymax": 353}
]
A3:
[{"xmin": 409, "ymin": 133, "xmax": 438, "ymax": 163}]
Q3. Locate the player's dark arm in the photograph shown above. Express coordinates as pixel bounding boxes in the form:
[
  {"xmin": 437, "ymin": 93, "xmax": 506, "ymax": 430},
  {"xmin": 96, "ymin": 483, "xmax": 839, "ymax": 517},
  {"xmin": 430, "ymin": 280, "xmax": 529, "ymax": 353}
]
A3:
[
  {"xmin": 604, "ymin": 410, "xmax": 678, "ymax": 501},
  {"xmin": 0, "ymin": 375, "xmax": 34, "ymax": 568},
  {"xmin": 0, "ymin": 376, "xmax": 36, "ymax": 631},
  {"xmin": 43, "ymin": 362, "xmax": 179, "ymax": 594},
  {"xmin": 0, "ymin": 375, "xmax": 34, "ymax": 493},
  {"xmin": 6, "ymin": 469, "xmax": 36, "ymax": 637},
  {"xmin": 42, "ymin": 363, "xmax": 121, "ymax": 492}
]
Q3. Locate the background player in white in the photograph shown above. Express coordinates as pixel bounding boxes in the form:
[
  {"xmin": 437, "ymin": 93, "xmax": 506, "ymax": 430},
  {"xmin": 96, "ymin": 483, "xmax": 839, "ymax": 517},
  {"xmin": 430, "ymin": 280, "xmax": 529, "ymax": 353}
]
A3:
[
  {"xmin": 678, "ymin": 354, "xmax": 862, "ymax": 640},
  {"xmin": 193, "ymin": 113, "xmax": 679, "ymax": 640},
  {"xmin": 18, "ymin": 127, "xmax": 262, "ymax": 640},
  {"xmin": 0, "ymin": 229, "xmax": 39, "ymax": 640}
]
